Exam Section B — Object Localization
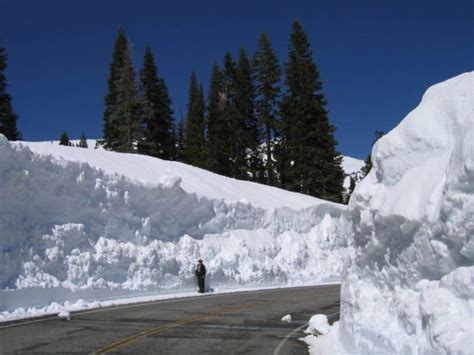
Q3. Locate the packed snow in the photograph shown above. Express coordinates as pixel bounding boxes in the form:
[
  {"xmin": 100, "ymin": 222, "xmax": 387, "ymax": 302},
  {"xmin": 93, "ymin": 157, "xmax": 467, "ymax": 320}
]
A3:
[
  {"xmin": 57, "ymin": 310, "xmax": 70, "ymax": 321},
  {"xmin": 305, "ymin": 314, "xmax": 330, "ymax": 335},
  {"xmin": 281, "ymin": 314, "xmax": 292, "ymax": 322},
  {"xmin": 0, "ymin": 135, "xmax": 354, "ymax": 321},
  {"xmin": 306, "ymin": 72, "xmax": 474, "ymax": 354}
]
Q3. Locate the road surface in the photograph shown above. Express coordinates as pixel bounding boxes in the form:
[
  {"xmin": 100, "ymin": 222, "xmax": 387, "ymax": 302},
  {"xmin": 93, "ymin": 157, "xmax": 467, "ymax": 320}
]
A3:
[{"xmin": 0, "ymin": 284, "xmax": 340, "ymax": 354}]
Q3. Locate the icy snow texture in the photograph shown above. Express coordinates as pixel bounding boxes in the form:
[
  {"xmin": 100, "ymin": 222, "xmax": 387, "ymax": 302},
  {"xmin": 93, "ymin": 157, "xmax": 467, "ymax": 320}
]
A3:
[
  {"xmin": 310, "ymin": 72, "xmax": 474, "ymax": 354},
  {"xmin": 0, "ymin": 136, "xmax": 352, "ymax": 321}
]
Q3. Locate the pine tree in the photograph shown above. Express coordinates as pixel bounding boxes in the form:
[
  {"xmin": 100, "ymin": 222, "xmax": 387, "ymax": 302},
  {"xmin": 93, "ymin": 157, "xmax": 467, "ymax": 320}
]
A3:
[
  {"xmin": 360, "ymin": 155, "xmax": 372, "ymax": 178},
  {"xmin": 78, "ymin": 132, "xmax": 88, "ymax": 148},
  {"xmin": 206, "ymin": 63, "xmax": 232, "ymax": 175},
  {"xmin": 137, "ymin": 47, "xmax": 175, "ymax": 159},
  {"xmin": 183, "ymin": 72, "xmax": 206, "ymax": 167},
  {"xmin": 103, "ymin": 28, "xmax": 141, "ymax": 152},
  {"xmin": 221, "ymin": 52, "xmax": 245, "ymax": 179},
  {"xmin": 155, "ymin": 77, "xmax": 175, "ymax": 159},
  {"xmin": 0, "ymin": 45, "xmax": 21, "ymax": 140},
  {"xmin": 278, "ymin": 21, "xmax": 344, "ymax": 202},
  {"xmin": 252, "ymin": 33, "xmax": 281, "ymax": 185},
  {"xmin": 175, "ymin": 113, "xmax": 186, "ymax": 161},
  {"xmin": 59, "ymin": 131, "xmax": 70, "ymax": 146},
  {"xmin": 344, "ymin": 175, "xmax": 356, "ymax": 204},
  {"xmin": 235, "ymin": 48, "xmax": 258, "ymax": 180},
  {"xmin": 361, "ymin": 130, "xmax": 384, "ymax": 178}
]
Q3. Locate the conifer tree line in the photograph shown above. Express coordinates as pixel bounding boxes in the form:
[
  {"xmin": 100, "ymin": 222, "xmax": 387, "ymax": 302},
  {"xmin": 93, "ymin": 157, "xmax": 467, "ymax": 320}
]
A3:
[
  {"xmin": 102, "ymin": 22, "xmax": 345, "ymax": 203},
  {"xmin": 58, "ymin": 131, "xmax": 88, "ymax": 148},
  {"xmin": 102, "ymin": 28, "xmax": 174, "ymax": 158},
  {"xmin": 0, "ymin": 44, "xmax": 21, "ymax": 141}
]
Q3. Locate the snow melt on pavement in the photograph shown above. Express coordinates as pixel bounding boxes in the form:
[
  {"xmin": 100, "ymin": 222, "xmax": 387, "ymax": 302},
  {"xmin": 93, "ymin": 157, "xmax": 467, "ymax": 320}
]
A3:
[
  {"xmin": 306, "ymin": 72, "xmax": 474, "ymax": 354},
  {"xmin": 1, "ymin": 135, "xmax": 353, "ymax": 322}
]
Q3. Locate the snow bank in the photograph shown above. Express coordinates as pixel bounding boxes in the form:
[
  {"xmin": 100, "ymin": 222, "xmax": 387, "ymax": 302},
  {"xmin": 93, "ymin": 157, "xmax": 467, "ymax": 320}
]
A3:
[
  {"xmin": 15, "ymin": 140, "xmax": 338, "ymax": 211},
  {"xmin": 0, "ymin": 135, "xmax": 352, "ymax": 321},
  {"xmin": 308, "ymin": 72, "xmax": 474, "ymax": 353}
]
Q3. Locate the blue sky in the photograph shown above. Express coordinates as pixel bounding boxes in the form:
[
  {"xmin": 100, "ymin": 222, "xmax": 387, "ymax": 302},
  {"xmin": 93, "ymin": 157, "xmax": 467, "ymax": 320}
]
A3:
[{"xmin": 1, "ymin": 0, "xmax": 472, "ymax": 158}]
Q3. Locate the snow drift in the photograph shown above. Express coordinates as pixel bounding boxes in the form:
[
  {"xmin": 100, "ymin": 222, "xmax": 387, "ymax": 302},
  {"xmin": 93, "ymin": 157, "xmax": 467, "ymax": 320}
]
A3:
[
  {"xmin": 0, "ymin": 135, "xmax": 353, "ymax": 321},
  {"xmin": 307, "ymin": 72, "xmax": 474, "ymax": 354}
]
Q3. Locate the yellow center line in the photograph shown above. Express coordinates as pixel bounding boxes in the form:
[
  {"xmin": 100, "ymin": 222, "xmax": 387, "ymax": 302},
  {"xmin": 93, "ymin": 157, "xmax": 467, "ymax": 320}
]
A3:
[{"xmin": 95, "ymin": 303, "xmax": 259, "ymax": 354}]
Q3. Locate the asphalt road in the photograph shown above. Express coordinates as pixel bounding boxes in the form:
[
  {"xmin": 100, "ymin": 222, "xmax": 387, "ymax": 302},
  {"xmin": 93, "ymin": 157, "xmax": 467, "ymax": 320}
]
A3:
[{"xmin": 0, "ymin": 284, "xmax": 340, "ymax": 354}]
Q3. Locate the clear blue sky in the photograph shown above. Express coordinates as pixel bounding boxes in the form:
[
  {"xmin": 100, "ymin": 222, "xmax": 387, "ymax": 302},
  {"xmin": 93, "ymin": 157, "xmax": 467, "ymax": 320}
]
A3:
[{"xmin": 1, "ymin": 0, "xmax": 472, "ymax": 158}]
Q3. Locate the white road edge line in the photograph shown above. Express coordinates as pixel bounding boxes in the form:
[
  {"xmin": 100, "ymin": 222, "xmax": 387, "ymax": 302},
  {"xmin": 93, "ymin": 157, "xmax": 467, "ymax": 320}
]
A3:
[{"xmin": 272, "ymin": 311, "xmax": 340, "ymax": 355}]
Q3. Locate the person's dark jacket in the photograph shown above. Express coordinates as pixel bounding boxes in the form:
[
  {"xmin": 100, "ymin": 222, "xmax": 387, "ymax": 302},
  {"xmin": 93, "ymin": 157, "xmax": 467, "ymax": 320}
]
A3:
[{"xmin": 195, "ymin": 263, "xmax": 206, "ymax": 278}]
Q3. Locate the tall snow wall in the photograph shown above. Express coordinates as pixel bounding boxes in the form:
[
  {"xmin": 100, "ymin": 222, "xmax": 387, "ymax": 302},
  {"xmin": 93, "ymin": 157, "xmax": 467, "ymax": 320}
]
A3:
[
  {"xmin": 0, "ymin": 136, "xmax": 352, "ymax": 320},
  {"xmin": 337, "ymin": 72, "xmax": 473, "ymax": 353}
]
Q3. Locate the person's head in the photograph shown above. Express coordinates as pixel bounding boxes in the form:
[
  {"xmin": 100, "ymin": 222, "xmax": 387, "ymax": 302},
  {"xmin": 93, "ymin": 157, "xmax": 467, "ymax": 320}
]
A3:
[{"xmin": 198, "ymin": 259, "xmax": 203, "ymax": 263}]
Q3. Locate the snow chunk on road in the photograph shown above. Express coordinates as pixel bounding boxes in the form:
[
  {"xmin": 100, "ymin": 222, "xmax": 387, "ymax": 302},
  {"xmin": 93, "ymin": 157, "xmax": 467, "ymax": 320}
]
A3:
[
  {"xmin": 281, "ymin": 314, "xmax": 292, "ymax": 322},
  {"xmin": 305, "ymin": 314, "xmax": 330, "ymax": 335},
  {"xmin": 58, "ymin": 310, "xmax": 70, "ymax": 321}
]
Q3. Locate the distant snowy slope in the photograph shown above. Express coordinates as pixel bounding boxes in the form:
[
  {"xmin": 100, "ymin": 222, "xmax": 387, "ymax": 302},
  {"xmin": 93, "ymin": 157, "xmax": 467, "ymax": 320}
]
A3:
[
  {"xmin": 13, "ymin": 140, "xmax": 336, "ymax": 211},
  {"xmin": 341, "ymin": 156, "xmax": 364, "ymax": 191},
  {"xmin": 306, "ymin": 72, "xmax": 474, "ymax": 354},
  {"xmin": 341, "ymin": 156, "xmax": 364, "ymax": 175}
]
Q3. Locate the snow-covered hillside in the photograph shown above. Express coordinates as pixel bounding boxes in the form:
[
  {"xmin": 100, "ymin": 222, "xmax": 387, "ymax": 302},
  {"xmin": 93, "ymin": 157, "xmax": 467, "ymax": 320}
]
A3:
[
  {"xmin": 0, "ymin": 136, "xmax": 353, "ymax": 321},
  {"xmin": 305, "ymin": 72, "xmax": 474, "ymax": 354},
  {"xmin": 16, "ymin": 140, "xmax": 342, "ymax": 211},
  {"xmin": 341, "ymin": 156, "xmax": 364, "ymax": 178},
  {"xmin": 341, "ymin": 156, "xmax": 364, "ymax": 192}
]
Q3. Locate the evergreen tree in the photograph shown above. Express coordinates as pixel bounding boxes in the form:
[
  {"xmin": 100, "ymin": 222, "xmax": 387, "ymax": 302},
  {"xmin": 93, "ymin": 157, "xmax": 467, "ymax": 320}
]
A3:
[
  {"xmin": 344, "ymin": 175, "xmax": 356, "ymax": 204},
  {"xmin": 252, "ymin": 33, "xmax": 281, "ymax": 185},
  {"xmin": 103, "ymin": 27, "xmax": 141, "ymax": 152},
  {"xmin": 221, "ymin": 52, "xmax": 245, "ymax": 179},
  {"xmin": 137, "ymin": 47, "xmax": 175, "ymax": 159},
  {"xmin": 206, "ymin": 63, "xmax": 232, "ymax": 175},
  {"xmin": 183, "ymin": 72, "xmax": 206, "ymax": 167},
  {"xmin": 78, "ymin": 132, "xmax": 88, "ymax": 148},
  {"xmin": 219, "ymin": 52, "xmax": 253, "ymax": 179},
  {"xmin": 278, "ymin": 21, "xmax": 344, "ymax": 202},
  {"xmin": 361, "ymin": 130, "xmax": 384, "ymax": 178},
  {"xmin": 0, "ymin": 44, "xmax": 21, "ymax": 140},
  {"xmin": 59, "ymin": 131, "xmax": 70, "ymax": 146},
  {"xmin": 360, "ymin": 155, "xmax": 372, "ymax": 178},
  {"xmin": 235, "ymin": 48, "xmax": 258, "ymax": 180},
  {"xmin": 175, "ymin": 112, "xmax": 186, "ymax": 161},
  {"xmin": 155, "ymin": 77, "xmax": 175, "ymax": 159}
]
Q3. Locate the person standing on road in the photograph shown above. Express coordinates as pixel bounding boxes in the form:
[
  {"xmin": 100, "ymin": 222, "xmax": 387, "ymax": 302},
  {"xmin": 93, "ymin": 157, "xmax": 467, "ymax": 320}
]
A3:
[{"xmin": 195, "ymin": 259, "xmax": 206, "ymax": 293}]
